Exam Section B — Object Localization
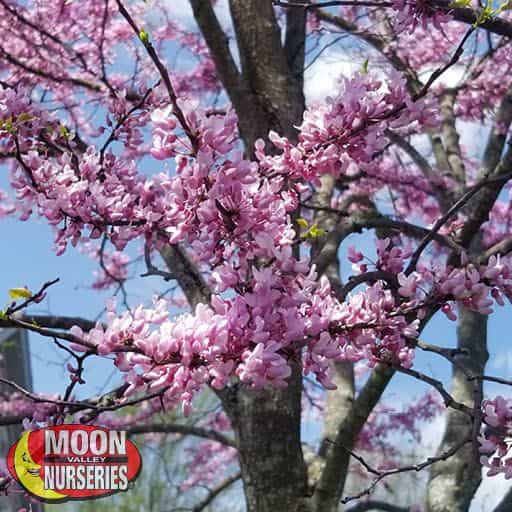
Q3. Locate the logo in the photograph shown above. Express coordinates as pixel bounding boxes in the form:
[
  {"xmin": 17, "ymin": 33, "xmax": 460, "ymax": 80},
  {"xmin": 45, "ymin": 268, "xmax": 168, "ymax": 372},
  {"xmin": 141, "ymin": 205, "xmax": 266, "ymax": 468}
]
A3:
[{"xmin": 6, "ymin": 425, "xmax": 142, "ymax": 502}]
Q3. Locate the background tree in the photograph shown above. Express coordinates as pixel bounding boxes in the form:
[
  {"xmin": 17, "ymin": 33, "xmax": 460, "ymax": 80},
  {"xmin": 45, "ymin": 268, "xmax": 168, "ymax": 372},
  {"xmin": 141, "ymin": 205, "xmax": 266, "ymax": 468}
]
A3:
[{"xmin": 1, "ymin": 0, "xmax": 512, "ymax": 511}]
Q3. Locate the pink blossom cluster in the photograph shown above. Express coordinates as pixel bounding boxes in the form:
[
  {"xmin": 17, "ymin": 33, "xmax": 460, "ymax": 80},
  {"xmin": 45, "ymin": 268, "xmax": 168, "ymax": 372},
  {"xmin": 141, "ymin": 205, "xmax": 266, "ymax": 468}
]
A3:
[
  {"xmin": 391, "ymin": 0, "xmax": 451, "ymax": 32},
  {"xmin": 5, "ymin": 70, "xmax": 440, "ymax": 284},
  {"xmin": 426, "ymin": 254, "xmax": 512, "ymax": 317},
  {"xmin": 457, "ymin": 41, "xmax": 512, "ymax": 122},
  {"xmin": 358, "ymin": 392, "xmax": 442, "ymax": 456},
  {"xmin": 4, "ymin": 67, "xmax": 512, "ymax": 428},
  {"xmin": 0, "ymin": 189, "xmax": 14, "ymax": 218},
  {"xmin": 350, "ymin": 239, "xmax": 512, "ymax": 320},
  {"xmin": 389, "ymin": 21, "xmax": 467, "ymax": 70},
  {"xmin": 151, "ymin": 101, "xmax": 238, "ymax": 159},
  {"xmin": 181, "ymin": 440, "xmax": 238, "ymax": 491},
  {"xmin": 479, "ymin": 396, "xmax": 512, "ymax": 478},
  {"xmin": 150, "ymin": 101, "xmax": 310, "ymax": 294},
  {"xmin": 0, "ymin": 86, "xmax": 50, "ymax": 156},
  {"xmin": 67, "ymin": 267, "xmax": 423, "ymax": 409},
  {"xmin": 5, "ymin": 89, "xmax": 295, "ymax": 274},
  {"xmin": 70, "ymin": 298, "xmax": 234, "ymax": 416},
  {"xmin": 256, "ymin": 72, "xmax": 437, "ymax": 183},
  {"xmin": 323, "ymin": 281, "xmax": 420, "ymax": 370},
  {"xmin": 434, "ymin": 255, "xmax": 512, "ymax": 315},
  {"xmin": 4, "ymin": 72, "xmax": 441, "ymax": 404},
  {"xmin": 0, "ymin": 393, "xmax": 60, "ymax": 423}
]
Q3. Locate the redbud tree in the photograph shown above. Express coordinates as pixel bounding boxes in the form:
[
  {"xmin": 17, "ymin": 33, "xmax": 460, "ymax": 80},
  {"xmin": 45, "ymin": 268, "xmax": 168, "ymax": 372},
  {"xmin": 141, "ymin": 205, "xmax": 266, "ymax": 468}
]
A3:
[{"xmin": 1, "ymin": 0, "xmax": 512, "ymax": 511}]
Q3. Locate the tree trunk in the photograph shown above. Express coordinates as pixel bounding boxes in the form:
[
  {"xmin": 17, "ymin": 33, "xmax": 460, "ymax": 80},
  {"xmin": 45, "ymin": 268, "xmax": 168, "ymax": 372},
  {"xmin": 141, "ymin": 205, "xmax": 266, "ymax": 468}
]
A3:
[
  {"xmin": 221, "ymin": 364, "xmax": 310, "ymax": 512},
  {"xmin": 187, "ymin": 2, "xmax": 309, "ymax": 510},
  {"xmin": 426, "ymin": 308, "xmax": 488, "ymax": 512}
]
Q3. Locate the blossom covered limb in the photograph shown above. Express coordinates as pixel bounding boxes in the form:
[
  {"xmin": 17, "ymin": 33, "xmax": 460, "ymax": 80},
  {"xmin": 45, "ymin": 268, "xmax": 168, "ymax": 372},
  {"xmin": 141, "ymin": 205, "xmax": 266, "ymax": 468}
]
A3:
[{"xmin": 280, "ymin": 0, "xmax": 512, "ymax": 39}]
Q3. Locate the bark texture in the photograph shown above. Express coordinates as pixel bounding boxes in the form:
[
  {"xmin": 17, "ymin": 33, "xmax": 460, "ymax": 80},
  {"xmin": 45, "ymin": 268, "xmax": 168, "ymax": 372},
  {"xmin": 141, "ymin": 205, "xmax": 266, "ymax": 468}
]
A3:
[
  {"xmin": 221, "ymin": 365, "xmax": 310, "ymax": 512},
  {"xmin": 426, "ymin": 308, "xmax": 488, "ymax": 512}
]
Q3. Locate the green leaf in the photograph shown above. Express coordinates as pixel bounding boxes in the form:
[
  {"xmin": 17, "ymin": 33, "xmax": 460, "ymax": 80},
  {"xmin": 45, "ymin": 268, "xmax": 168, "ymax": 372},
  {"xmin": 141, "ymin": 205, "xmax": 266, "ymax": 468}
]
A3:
[
  {"xmin": 305, "ymin": 223, "xmax": 327, "ymax": 239},
  {"xmin": 361, "ymin": 58, "xmax": 369, "ymax": 74},
  {"xmin": 139, "ymin": 29, "xmax": 150, "ymax": 45},
  {"xmin": 59, "ymin": 124, "xmax": 70, "ymax": 138},
  {"xmin": 296, "ymin": 218, "xmax": 309, "ymax": 229},
  {"xmin": 2, "ymin": 116, "xmax": 15, "ymax": 134},
  {"xmin": 448, "ymin": 0, "xmax": 471, "ymax": 7},
  {"xmin": 17, "ymin": 112, "xmax": 35, "ymax": 123},
  {"xmin": 473, "ymin": 4, "xmax": 494, "ymax": 26},
  {"xmin": 9, "ymin": 287, "xmax": 32, "ymax": 300}
]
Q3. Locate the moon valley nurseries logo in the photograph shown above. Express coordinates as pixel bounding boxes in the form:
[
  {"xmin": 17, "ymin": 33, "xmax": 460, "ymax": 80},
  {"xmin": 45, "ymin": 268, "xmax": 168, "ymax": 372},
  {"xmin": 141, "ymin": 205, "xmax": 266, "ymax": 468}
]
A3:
[{"xmin": 6, "ymin": 425, "xmax": 142, "ymax": 502}]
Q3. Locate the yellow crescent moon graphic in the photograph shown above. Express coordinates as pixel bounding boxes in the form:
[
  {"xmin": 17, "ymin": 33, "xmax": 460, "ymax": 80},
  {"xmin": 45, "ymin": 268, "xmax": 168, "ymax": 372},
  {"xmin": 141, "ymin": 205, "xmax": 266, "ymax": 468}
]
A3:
[{"xmin": 14, "ymin": 431, "xmax": 66, "ymax": 500}]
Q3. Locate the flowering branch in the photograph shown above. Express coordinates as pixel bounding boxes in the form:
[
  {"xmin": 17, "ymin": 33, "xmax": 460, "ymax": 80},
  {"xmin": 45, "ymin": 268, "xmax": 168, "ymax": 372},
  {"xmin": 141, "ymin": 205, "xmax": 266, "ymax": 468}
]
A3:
[{"xmin": 115, "ymin": 0, "xmax": 199, "ymax": 153}]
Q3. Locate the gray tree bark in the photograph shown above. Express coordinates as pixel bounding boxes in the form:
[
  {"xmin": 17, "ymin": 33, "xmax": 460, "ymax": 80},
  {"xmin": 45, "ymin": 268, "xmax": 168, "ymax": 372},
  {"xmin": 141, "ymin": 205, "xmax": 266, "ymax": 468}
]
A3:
[
  {"xmin": 426, "ymin": 84, "xmax": 512, "ymax": 512},
  {"xmin": 221, "ymin": 365, "xmax": 310, "ymax": 512},
  {"xmin": 426, "ymin": 308, "xmax": 488, "ymax": 512}
]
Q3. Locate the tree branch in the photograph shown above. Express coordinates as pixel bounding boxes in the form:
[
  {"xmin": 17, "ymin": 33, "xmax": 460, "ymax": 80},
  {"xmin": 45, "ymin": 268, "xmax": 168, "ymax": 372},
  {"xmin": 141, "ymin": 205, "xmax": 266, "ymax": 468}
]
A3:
[
  {"xmin": 345, "ymin": 501, "xmax": 409, "ymax": 512},
  {"xmin": 191, "ymin": 472, "xmax": 241, "ymax": 512},
  {"xmin": 0, "ymin": 314, "xmax": 97, "ymax": 332},
  {"xmin": 313, "ymin": 363, "xmax": 395, "ymax": 510},
  {"xmin": 341, "ymin": 436, "xmax": 471, "ymax": 504},
  {"xmin": 281, "ymin": 0, "xmax": 512, "ymax": 39},
  {"xmin": 159, "ymin": 244, "xmax": 211, "ymax": 308},
  {"xmin": 127, "ymin": 423, "xmax": 236, "ymax": 448},
  {"xmin": 116, "ymin": 0, "xmax": 198, "ymax": 152},
  {"xmin": 228, "ymin": 0, "xmax": 304, "ymax": 142}
]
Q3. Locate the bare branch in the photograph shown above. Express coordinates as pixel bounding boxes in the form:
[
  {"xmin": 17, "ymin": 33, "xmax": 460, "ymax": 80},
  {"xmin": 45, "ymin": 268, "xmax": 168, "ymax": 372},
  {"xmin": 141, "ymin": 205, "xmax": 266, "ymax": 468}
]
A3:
[
  {"xmin": 127, "ymin": 423, "xmax": 236, "ymax": 448},
  {"xmin": 405, "ymin": 170, "xmax": 512, "ymax": 274},
  {"xmin": 345, "ymin": 501, "xmax": 410, "ymax": 512},
  {"xmin": 389, "ymin": 363, "xmax": 473, "ymax": 416},
  {"xmin": 191, "ymin": 472, "xmax": 241, "ymax": 512},
  {"xmin": 0, "ymin": 46, "xmax": 101, "ymax": 91},
  {"xmin": 340, "ymin": 436, "xmax": 471, "ymax": 504},
  {"xmin": 142, "ymin": 242, "xmax": 176, "ymax": 281},
  {"xmin": 0, "ymin": 314, "xmax": 97, "ymax": 332},
  {"xmin": 5, "ymin": 278, "xmax": 59, "ymax": 316}
]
